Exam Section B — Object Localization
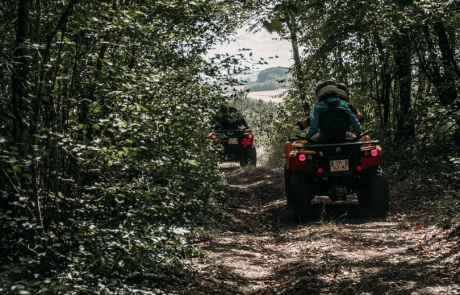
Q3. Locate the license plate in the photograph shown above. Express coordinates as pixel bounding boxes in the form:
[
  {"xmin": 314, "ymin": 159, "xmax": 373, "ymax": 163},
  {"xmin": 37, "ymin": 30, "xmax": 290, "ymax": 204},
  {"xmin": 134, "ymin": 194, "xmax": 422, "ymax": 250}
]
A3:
[
  {"xmin": 330, "ymin": 159, "xmax": 349, "ymax": 172},
  {"xmin": 229, "ymin": 138, "xmax": 238, "ymax": 144}
]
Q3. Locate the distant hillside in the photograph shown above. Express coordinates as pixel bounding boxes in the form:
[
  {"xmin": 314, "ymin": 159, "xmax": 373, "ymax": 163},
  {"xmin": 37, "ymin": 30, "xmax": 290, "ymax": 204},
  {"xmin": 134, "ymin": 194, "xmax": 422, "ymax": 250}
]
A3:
[
  {"xmin": 243, "ymin": 67, "xmax": 289, "ymax": 92},
  {"xmin": 256, "ymin": 67, "xmax": 289, "ymax": 83}
]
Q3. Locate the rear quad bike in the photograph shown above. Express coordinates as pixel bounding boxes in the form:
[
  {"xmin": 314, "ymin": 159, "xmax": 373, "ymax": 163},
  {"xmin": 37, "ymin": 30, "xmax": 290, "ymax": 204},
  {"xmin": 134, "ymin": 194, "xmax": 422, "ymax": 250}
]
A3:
[
  {"xmin": 211, "ymin": 129, "xmax": 257, "ymax": 166},
  {"xmin": 284, "ymin": 108, "xmax": 389, "ymax": 222}
]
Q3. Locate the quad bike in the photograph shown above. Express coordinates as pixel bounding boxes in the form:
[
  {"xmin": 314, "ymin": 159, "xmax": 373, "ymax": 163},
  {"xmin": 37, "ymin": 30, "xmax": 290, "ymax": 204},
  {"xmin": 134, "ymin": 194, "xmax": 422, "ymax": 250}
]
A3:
[
  {"xmin": 284, "ymin": 108, "xmax": 389, "ymax": 221},
  {"xmin": 211, "ymin": 129, "xmax": 257, "ymax": 166}
]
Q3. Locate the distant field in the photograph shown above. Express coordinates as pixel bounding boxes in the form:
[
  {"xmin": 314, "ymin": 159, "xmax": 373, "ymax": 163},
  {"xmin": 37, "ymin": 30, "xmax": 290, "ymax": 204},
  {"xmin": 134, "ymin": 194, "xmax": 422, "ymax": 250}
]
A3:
[{"xmin": 246, "ymin": 89, "xmax": 287, "ymax": 103}]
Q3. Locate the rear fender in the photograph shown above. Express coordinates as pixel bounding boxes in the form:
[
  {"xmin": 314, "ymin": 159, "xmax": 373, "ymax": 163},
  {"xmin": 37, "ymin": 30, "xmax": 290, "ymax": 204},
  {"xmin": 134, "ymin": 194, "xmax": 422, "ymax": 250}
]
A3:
[
  {"xmin": 360, "ymin": 146, "xmax": 382, "ymax": 169},
  {"xmin": 285, "ymin": 140, "xmax": 309, "ymax": 169},
  {"xmin": 242, "ymin": 137, "xmax": 253, "ymax": 148},
  {"xmin": 289, "ymin": 150, "xmax": 316, "ymax": 173}
]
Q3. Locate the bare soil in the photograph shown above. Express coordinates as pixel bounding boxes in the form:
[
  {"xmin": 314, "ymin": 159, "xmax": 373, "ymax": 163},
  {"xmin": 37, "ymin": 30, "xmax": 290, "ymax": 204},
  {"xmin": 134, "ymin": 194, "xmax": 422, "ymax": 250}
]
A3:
[{"xmin": 179, "ymin": 167, "xmax": 459, "ymax": 295}]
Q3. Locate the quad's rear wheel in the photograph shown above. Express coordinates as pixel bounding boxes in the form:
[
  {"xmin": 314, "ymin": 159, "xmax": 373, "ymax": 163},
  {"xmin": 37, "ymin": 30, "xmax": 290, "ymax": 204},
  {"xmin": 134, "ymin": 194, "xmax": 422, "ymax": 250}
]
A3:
[
  {"xmin": 357, "ymin": 189, "xmax": 370, "ymax": 207},
  {"xmin": 284, "ymin": 165, "xmax": 291, "ymax": 206},
  {"xmin": 290, "ymin": 172, "xmax": 313, "ymax": 222},
  {"xmin": 362, "ymin": 166, "xmax": 389, "ymax": 216},
  {"xmin": 241, "ymin": 145, "xmax": 257, "ymax": 167}
]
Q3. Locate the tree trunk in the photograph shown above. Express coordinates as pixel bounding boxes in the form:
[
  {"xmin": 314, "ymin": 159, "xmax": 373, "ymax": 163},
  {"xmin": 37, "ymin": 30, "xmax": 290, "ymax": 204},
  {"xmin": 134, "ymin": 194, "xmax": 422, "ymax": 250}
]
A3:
[
  {"xmin": 394, "ymin": 29, "xmax": 415, "ymax": 139},
  {"xmin": 285, "ymin": 18, "xmax": 306, "ymax": 102},
  {"xmin": 431, "ymin": 20, "xmax": 457, "ymax": 103},
  {"xmin": 432, "ymin": 20, "xmax": 460, "ymax": 145},
  {"xmin": 11, "ymin": 0, "xmax": 31, "ymax": 155},
  {"xmin": 433, "ymin": 19, "xmax": 460, "ymax": 87},
  {"xmin": 373, "ymin": 31, "xmax": 391, "ymax": 127},
  {"xmin": 421, "ymin": 23, "xmax": 452, "ymax": 106},
  {"xmin": 30, "ymin": 0, "xmax": 44, "ymax": 231}
]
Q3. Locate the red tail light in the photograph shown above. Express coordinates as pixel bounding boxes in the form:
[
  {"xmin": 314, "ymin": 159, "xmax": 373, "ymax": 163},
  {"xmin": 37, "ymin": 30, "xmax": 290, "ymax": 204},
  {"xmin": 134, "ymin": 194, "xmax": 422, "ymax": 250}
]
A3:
[
  {"xmin": 298, "ymin": 154, "xmax": 306, "ymax": 162},
  {"xmin": 211, "ymin": 134, "xmax": 217, "ymax": 139},
  {"xmin": 318, "ymin": 168, "xmax": 323, "ymax": 174},
  {"xmin": 357, "ymin": 166, "xmax": 362, "ymax": 171},
  {"xmin": 247, "ymin": 134, "xmax": 253, "ymax": 139},
  {"xmin": 371, "ymin": 149, "xmax": 378, "ymax": 157}
]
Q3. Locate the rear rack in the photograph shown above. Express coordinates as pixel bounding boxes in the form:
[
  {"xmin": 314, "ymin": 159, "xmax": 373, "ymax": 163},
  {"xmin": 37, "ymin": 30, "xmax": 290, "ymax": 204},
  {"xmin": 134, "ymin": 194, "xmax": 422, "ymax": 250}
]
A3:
[
  {"xmin": 213, "ymin": 129, "xmax": 252, "ymax": 133},
  {"xmin": 293, "ymin": 140, "xmax": 379, "ymax": 149}
]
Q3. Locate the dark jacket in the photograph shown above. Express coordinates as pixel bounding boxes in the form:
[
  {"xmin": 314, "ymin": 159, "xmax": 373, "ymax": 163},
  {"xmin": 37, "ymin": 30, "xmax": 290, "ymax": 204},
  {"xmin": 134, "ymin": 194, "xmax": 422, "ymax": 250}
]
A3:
[{"xmin": 306, "ymin": 97, "xmax": 361, "ymax": 138}]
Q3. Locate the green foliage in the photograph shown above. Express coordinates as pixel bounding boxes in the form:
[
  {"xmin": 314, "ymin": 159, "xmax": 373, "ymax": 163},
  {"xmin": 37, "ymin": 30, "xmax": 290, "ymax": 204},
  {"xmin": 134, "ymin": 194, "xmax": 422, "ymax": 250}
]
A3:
[
  {"xmin": 263, "ymin": 18, "xmax": 284, "ymax": 33},
  {"xmin": 228, "ymin": 91, "xmax": 279, "ymax": 147},
  {"xmin": 0, "ymin": 0, "xmax": 250, "ymax": 293},
  {"xmin": 259, "ymin": 92, "xmax": 308, "ymax": 165}
]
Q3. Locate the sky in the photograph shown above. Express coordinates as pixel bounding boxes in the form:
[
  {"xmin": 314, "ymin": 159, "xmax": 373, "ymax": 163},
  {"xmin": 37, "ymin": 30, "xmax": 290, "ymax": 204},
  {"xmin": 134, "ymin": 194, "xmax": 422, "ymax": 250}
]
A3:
[{"xmin": 207, "ymin": 26, "xmax": 294, "ymax": 76}]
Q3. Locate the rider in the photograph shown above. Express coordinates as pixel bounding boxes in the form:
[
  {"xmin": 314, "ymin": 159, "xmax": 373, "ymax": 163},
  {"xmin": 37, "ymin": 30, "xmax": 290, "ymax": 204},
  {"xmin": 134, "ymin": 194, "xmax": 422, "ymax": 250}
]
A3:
[
  {"xmin": 306, "ymin": 80, "xmax": 361, "ymax": 142},
  {"xmin": 214, "ymin": 104, "xmax": 249, "ymax": 130},
  {"xmin": 298, "ymin": 82, "xmax": 362, "ymax": 130},
  {"xmin": 336, "ymin": 82, "xmax": 363, "ymax": 122}
]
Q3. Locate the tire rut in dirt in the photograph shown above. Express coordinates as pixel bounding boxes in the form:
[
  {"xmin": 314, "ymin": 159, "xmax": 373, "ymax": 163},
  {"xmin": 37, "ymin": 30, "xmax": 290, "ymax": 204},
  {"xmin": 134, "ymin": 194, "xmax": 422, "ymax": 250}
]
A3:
[{"xmin": 290, "ymin": 172, "xmax": 315, "ymax": 223}]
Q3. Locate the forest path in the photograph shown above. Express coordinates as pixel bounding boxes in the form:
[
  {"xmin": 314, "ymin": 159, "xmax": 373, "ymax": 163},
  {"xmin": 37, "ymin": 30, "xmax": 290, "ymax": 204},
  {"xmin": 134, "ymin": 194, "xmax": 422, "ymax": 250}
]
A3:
[{"xmin": 180, "ymin": 167, "xmax": 459, "ymax": 295}]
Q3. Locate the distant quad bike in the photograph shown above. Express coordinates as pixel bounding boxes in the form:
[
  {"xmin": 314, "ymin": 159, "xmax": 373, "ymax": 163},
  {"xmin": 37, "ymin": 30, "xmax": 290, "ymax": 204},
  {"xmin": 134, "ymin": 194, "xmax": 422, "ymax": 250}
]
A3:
[
  {"xmin": 284, "ymin": 108, "xmax": 389, "ymax": 221},
  {"xmin": 211, "ymin": 129, "xmax": 257, "ymax": 166}
]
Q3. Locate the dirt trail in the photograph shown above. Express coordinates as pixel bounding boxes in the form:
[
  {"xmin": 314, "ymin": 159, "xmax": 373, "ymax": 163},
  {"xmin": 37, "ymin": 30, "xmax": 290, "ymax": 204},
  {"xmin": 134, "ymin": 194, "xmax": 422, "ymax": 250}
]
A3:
[{"xmin": 181, "ymin": 167, "xmax": 459, "ymax": 295}]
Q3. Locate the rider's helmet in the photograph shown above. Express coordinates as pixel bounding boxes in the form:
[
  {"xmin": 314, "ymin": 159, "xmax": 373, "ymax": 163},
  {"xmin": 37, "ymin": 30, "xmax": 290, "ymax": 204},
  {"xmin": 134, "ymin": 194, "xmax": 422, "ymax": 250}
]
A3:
[
  {"xmin": 336, "ymin": 83, "xmax": 349, "ymax": 101},
  {"xmin": 315, "ymin": 80, "xmax": 337, "ymax": 101}
]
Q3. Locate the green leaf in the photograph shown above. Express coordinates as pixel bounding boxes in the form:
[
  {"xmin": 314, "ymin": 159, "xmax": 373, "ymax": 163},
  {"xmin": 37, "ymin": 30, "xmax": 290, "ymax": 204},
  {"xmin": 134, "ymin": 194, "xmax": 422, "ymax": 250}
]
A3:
[
  {"xmin": 263, "ymin": 19, "xmax": 283, "ymax": 33},
  {"xmin": 13, "ymin": 165, "xmax": 22, "ymax": 173},
  {"xmin": 187, "ymin": 160, "xmax": 199, "ymax": 167},
  {"xmin": 52, "ymin": 284, "xmax": 69, "ymax": 291},
  {"xmin": 92, "ymin": 124, "xmax": 100, "ymax": 130}
]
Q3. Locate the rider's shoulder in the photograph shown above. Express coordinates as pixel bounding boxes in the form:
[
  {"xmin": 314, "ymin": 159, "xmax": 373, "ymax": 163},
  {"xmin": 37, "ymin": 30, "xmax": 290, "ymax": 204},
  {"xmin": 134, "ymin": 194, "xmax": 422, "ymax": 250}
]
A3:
[
  {"xmin": 316, "ymin": 100, "xmax": 329, "ymax": 107},
  {"xmin": 337, "ymin": 99, "xmax": 350, "ymax": 108}
]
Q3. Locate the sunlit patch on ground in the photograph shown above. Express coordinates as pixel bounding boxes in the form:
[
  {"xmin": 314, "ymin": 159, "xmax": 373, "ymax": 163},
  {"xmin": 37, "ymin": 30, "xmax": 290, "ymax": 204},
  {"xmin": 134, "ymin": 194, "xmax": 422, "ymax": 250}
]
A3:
[{"xmin": 219, "ymin": 162, "xmax": 241, "ymax": 169}]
